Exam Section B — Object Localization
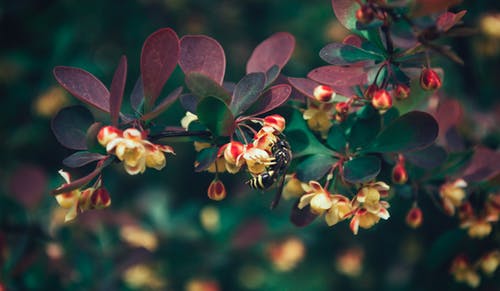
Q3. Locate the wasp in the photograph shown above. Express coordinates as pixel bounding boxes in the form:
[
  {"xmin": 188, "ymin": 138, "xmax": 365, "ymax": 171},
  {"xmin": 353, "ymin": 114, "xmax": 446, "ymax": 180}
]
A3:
[{"xmin": 246, "ymin": 134, "xmax": 292, "ymax": 209}]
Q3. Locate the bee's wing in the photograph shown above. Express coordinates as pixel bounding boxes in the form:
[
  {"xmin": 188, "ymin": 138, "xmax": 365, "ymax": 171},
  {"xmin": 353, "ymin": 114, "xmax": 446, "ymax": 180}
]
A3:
[{"xmin": 270, "ymin": 167, "xmax": 287, "ymax": 209}]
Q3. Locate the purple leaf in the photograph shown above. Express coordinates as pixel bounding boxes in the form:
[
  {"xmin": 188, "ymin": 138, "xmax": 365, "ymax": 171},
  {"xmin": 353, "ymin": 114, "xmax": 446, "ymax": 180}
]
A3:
[
  {"xmin": 141, "ymin": 28, "xmax": 180, "ymax": 110},
  {"xmin": 244, "ymin": 84, "xmax": 292, "ymax": 117},
  {"xmin": 179, "ymin": 35, "xmax": 226, "ymax": 85},
  {"xmin": 180, "ymin": 93, "xmax": 199, "ymax": 113},
  {"xmin": 130, "ymin": 76, "xmax": 144, "ymax": 112},
  {"xmin": 433, "ymin": 98, "xmax": 463, "ymax": 145},
  {"xmin": 230, "ymin": 72, "xmax": 266, "ymax": 116},
  {"xmin": 308, "ymin": 65, "xmax": 366, "ymax": 93},
  {"xmin": 246, "ymin": 32, "xmax": 295, "ymax": 74},
  {"xmin": 63, "ymin": 151, "xmax": 108, "ymax": 168},
  {"xmin": 288, "ymin": 77, "xmax": 319, "ymax": 99},
  {"xmin": 51, "ymin": 158, "xmax": 111, "ymax": 195},
  {"xmin": 52, "ymin": 106, "xmax": 94, "ymax": 150},
  {"xmin": 462, "ymin": 146, "xmax": 500, "ymax": 183},
  {"xmin": 141, "ymin": 87, "xmax": 183, "ymax": 121},
  {"xmin": 109, "ymin": 55, "xmax": 127, "ymax": 126},
  {"xmin": 53, "ymin": 66, "xmax": 110, "ymax": 112},
  {"xmin": 265, "ymin": 65, "xmax": 280, "ymax": 87},
  {"xmin": 436, "ymin": 10, "xmax": 467, "ymax": 32},
  {"xmin": 331, "ymin": 0, "xmax": 359, "ymax": 32}
]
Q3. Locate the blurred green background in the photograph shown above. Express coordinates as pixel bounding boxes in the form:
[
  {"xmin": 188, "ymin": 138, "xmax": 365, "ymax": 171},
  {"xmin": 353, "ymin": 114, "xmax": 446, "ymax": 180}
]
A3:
[{"xmin": 0, "ymin": 0, "xmax": 499, "ymax": 290}]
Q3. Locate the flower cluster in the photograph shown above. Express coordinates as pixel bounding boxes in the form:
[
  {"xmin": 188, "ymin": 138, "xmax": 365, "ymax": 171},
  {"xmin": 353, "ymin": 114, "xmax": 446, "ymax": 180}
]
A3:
[
  {"xmin": 54, "ymin": 170, "xmax": 111, "ymax": 222},
  {"xmin": 450, "ymin": 250, "xmax": 500, "ymax": 288},
  {"xmin": 297, "ymin": 180, "xmax": 390, "ymax": 235},
  {"xmin": 98, "ymin": 126, "xmax": 175, "ymax": 175},
  {"xmin": 458, "ymin": 195, "xmax": 499, "ymax": 239}
]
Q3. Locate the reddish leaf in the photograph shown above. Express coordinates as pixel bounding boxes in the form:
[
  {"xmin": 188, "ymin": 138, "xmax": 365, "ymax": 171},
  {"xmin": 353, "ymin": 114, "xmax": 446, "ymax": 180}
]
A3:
[
  {"xmin": 246, "ymin": 32, "xmax": 295, "ymax": 73},
  {"xmin": 433, "ymin": 98, "xmax": 463, "ymax": 142},
  {"xmin": 244, "ymin": 84, "xmax": 292, "ymax": 117},
  {"xmin": 51, "ymin": 158, "xmax": 112, "ymax": 195},
  {"xmin": 185, "ymin": 72, "xmax": 232, "ymax": 104},
  {"xmin": 436, "ymin": 10, "xmax": 467, "ymax": 32},
  {"xmin": 288, "ymin": 77, "xmax": 319, "ymax": 99},
  {"xmin": 8, "ymin": 165, "xmax": 47, "ymax": 209},
  {"xmin": 331, "ymin": 0, "xmax": 359, "ymax": 32},
  {"xmin": 308, "ymin": 65, "xmax": 366, "ymax": 92},
  {"xmin": 342, "ymin": 34, "xmax": 363, "ymax": 47},
  {"xmin": 109, "ymin": 55, "xmax": 127, "ymax": 126},
  {"xmin": 410, "ymin": 0, "xmax": 462, "ymax": 17},
  {"xmin": 53, "ymin": 66, "xmax": 110, "ymax": 112},
  {"xmin": 62, "ymin": 151, "xmax": 108, "ymax": 168},
  {"xmin": 141, "ymin": 28, "xmax": 180, "ymax": 110},
  {"xmin": 462, "ymin": 146, "xmax": 500, "ymax": 183},
  {"xmin": 141, "ymin": 87, "xmax": 183, "ymax": 121},
  {"xmin": 52, "ymin": 105, "xmax": 94, "ymax": 150},
  {"xmin": 179, "ymin": 35, "xmax": 226, "ymax": 85}
]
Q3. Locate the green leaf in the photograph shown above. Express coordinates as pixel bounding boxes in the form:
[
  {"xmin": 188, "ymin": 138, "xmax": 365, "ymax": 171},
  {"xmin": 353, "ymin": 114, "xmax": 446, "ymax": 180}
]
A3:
[
  {"xmin": 362, "ymin": 111, "xmax": 438, "ymax": 153},
  {"xmin": 347, "ymin": 106, "xmax": 381, "ymax": 151},
  {"xmin": 343, "ymin": 155, "xmax": 381, "ymax": 183},
  {"xmin": 327, "ymin": 125, "xmax": 347, "ymax": 153},
  {"xmin": 185, "ymin": 72, "xmax": 232, "ymax": 104},
  {"xmin": 196, "ymin": 96, "xmax": 234, "ymax": 137},
  {"xmin": 296, "ymin": 154, "xmax": 337, "ymax": 182},
  {"xmin": 320, "ymin": 43, "xmax": 384, "ymax": 65},
  {"xmin": 426, "ymin": 229, "xmax": 467, "ymax": 271},
  {"xmin": 230, "ymin": 72, "xmax": 265, "ymax": 115},
  {"xmin": 284, "ymin": 108, "xmax": 334, "ymax": 157},
  {"xmin": 194, "ymin": 147, "xmax": 218, "ymax": 172},
  {"xmin": 395, "ymin": 78, "xmax": 433, "ymax": 115}
]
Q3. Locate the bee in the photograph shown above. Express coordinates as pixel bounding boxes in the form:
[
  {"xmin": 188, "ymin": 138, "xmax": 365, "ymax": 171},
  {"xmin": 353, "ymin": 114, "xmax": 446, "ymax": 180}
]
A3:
[{"xmin": 246, "ymin": 134, "xmax": 292, "ymax": 209}]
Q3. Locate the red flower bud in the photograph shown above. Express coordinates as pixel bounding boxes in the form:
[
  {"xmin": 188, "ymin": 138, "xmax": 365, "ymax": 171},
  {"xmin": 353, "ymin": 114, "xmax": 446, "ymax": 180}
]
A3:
[
  {"xmin": 406, "ymin": 206, "xmax": 423, "ymax": 228},
  {"xmin": 371, "ymin": 89, "xmax": 393, "ymax": 111},
  {"xmin": 264, "ymin": 114, "xmax": 286, "ymax": 132},
  {"xmin": 90, "ymin": 187, "xmax": 112, "ymax": 209},
  {"xmin": 364, "ymin": 84, "xmax": 378, "ymax": 99},
  {"xmin": 335, "ymin": 102, "xmax": 350, "ymax": 122},
  {"xmin": 394, "ymin": 84, "xmax": 410, "ymax": 100},
  {"xmin": 420, "ymin": 68, "xmax": 442, "ymax": 91},
  {"xmin": 313, "ymin": 85, "xmax": 336, "ymax": 103},
  {"xmin": 392, "ymin": 164, "xmax": 408, "ymax": 184},
  {"xmin": 356, "ymin": 5, "xmax": 374, "ymax": 24},
  {"xmin": 208, "ymin": 179, "xmax": 226, "ymax": 201}
]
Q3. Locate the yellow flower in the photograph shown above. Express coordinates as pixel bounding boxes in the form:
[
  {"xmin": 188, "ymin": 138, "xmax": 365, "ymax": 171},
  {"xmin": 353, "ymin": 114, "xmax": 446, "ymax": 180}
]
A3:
[
  {"xmin": 241, "ymin": 145, "xmax": 274, "ymax": 175},
  {"xmin": 103, "ymin": 127, "xmax": 174, "ymax": 175},
  {"xmin": 303, "ymin": 103, "xmax": 333, "ymax": 138},
  {"xmin": 325, "ymin": 195, "xmax": 352, "ymax": 226},
  {"xmin": 349, "ymin": 182, "xmax": 391, "ymax": 235},
  {"xmin": 440, "ymin": 179, "xmax": 467, "ymax": 216},
  {"xmin": 267, "ymin": 237, "xmax": 306, "ymax": 272},
  {"xmin": 480, "ymin": 250, "xmax": 500, "ymax": 275},
  {"xmin": 282, "ymin": 175, "xmax": 307, "ymax": 200},
  {"xmin": 181, "ymin": 111, "xmax": 198, "ymax": 129},
  {"xmin": 54, "ymin": 170, "xmax": 111, "ymax": 222},
  {"xmin": 450, "ymin": 254, "xmax": 481, "ymax": 288}
]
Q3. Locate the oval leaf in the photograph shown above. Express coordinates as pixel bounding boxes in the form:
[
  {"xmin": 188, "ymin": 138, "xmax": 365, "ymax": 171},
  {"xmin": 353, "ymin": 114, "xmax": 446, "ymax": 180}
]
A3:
[
  {"xmin": 244, "ymin": 84, "xmax": 291, "ymax": 117},
  {"xmin": 296, "ymin": 154, "xmax": 337, "ymax": 182},
  {"xmin": 179, "ymin": 93, "xmax": 199, "ymax": 113},
  {"xmin": 348, "ymin": 107, "xmax": 381, "ymax": 151},
  {"xmin": 142, "ymin": 87, "xmax": 183, "ymax": 121},
  {"xmin": 109, "ymin": 55, "xmax": 127, "ymax": 126},
  {"xmin": 405, "ymin": 144, "xmax": 447, "ymax": 169},
  {"xmin": 141, "ymin": 28, "xmax": 180, "ymax": 110},
  {"xmin": 52, "ymin": 106, "xmax": 94, "ymax": 150},
  {"xmin": 53, "ymin": 66, "xmax": 110, "ymax": 112},
  {"xmin": 363, "ymin": 111, "xmax": 439, "ymax": 153},
  {"xmin": 343, "ymin": 155, "xmax": 381, "ymax": 183},
  {"xmin": 179, "ymin": 35, "xmax": 226, "ymax": 85},
  {"xmin": 63, "ymin": 151, "xmax": 108, "ymax": 168},
  {"xmin": 246, "ymin": 32, "xmax": 295, "ymax": 73},
  {"xmin": 230, "ymin": 72, "xmax": 266, "ymax": 115},
  {"xmin": 319, "ymin": 43, "xmax": 384, "ymax": 65},
  {"xmin": 308, "ymin": 65, "xmax": 367, "ymax": 89},
  {"xmin": 290, "ymin": 201, "xmax": 318, "ymax": 227},
  {"xmin": 196, "ymin": 96, "xmax": 234, "ymax": 137},
  {"xmin": 185, "ymin": 72, "xmax": 232, "ymax": 104}
]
